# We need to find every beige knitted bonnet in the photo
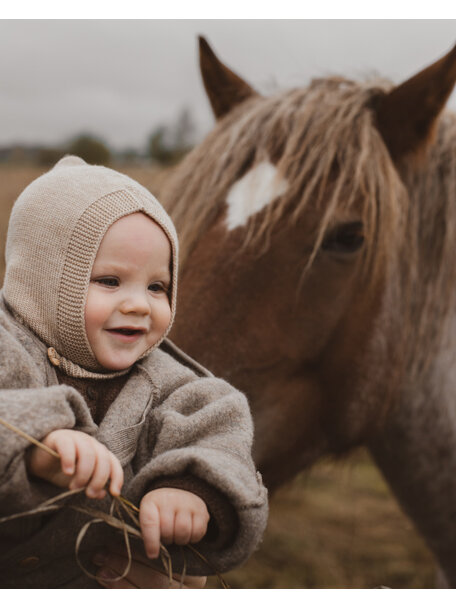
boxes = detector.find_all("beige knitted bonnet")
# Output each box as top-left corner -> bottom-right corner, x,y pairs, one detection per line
3,156 -> 178,378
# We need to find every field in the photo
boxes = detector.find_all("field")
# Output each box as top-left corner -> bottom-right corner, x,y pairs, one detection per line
209,450 -> 434,589
0,165 -> 436,588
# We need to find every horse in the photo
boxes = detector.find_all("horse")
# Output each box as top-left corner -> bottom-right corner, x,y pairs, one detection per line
158,37 -> 456,586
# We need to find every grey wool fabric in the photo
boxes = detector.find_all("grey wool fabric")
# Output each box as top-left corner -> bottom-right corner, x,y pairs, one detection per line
0,297 -> 268,587
0,158 -> 268,587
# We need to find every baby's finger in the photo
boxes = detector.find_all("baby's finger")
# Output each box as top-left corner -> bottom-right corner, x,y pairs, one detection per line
86,447 -> 111,498
157,508 -> 175,545
51,433 -> 76,476
108,453 -> 124,497
173,511 -> 192,546
140,500 -> 161,559
190,513 -> 209,544
70,439 -> 96,489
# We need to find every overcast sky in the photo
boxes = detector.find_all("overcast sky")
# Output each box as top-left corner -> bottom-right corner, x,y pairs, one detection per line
0,19 -> 455,152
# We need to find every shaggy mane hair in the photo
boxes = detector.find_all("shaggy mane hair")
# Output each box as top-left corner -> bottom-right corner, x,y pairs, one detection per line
161,75 -> 456,377
163,77 -> 407,281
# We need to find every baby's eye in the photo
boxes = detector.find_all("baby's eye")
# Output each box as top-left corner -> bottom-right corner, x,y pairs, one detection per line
94,277 -> 119,287
148,282 -> 168,294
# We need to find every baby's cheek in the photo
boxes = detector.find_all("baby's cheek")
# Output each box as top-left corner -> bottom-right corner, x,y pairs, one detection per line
159,302 -> 172,331
85,288 -> 110,337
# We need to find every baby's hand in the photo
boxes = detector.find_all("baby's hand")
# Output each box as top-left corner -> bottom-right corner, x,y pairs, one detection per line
26,429 -> 124,499
139,488 -> 210,559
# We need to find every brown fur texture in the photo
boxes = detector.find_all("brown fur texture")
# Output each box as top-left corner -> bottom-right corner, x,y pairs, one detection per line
164,76 -> 410,472
167,78 -> 405,277
163,40 -> 456,585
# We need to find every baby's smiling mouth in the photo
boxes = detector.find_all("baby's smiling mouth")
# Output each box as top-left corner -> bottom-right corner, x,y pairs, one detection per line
106,327 -> 146,336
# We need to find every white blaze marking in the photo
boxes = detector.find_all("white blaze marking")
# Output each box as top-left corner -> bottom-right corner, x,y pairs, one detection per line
225,161 -> 288,231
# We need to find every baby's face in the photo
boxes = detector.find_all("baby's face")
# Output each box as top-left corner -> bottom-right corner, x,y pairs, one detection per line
85,212 -> 172,370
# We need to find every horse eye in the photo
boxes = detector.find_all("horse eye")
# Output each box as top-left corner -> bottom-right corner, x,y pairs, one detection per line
321,221 -> 365,254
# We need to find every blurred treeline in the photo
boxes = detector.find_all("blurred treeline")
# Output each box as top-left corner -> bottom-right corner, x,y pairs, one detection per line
0,108 -> 195,168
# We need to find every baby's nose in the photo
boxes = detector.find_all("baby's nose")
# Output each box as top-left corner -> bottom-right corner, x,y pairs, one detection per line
119,291 -> 150,315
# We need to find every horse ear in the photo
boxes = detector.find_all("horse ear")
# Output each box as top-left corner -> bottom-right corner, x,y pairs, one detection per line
375,43 -> 456,162
198,35 -> 258,119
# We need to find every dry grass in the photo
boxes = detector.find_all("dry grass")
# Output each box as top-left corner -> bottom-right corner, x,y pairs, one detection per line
0,165 -> 435,588
208,449 -> 435,589
0,166 -> 43,282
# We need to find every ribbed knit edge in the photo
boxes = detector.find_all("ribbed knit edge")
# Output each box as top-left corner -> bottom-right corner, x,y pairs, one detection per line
57,190 -> 140,371
55,187 -> 179,377
51,349 -> 133,379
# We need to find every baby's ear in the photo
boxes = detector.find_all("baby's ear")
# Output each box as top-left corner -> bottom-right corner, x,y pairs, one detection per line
54,155 -> 88,169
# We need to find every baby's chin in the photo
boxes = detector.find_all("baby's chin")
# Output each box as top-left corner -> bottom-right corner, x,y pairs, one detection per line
98,356 -> 140,371
94,346 -> 154,372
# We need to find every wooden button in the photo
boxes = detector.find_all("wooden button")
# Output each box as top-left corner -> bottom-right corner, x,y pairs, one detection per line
47,347 -> 60,367
18,556 -> 40,568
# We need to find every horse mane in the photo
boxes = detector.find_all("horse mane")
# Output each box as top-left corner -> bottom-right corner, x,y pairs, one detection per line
163,76 -> 407,283
162,75 -> 456,376
403,113 -> 456,373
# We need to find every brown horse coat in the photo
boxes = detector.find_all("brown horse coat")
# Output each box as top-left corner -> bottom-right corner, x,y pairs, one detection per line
164,38 -> 456,586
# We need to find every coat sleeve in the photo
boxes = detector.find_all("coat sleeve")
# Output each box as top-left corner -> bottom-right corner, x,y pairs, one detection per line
125,353 -> 268,575
0,320 -> 96,516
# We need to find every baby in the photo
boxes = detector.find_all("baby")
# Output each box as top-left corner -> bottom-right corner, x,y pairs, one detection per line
0,156 -> 268,588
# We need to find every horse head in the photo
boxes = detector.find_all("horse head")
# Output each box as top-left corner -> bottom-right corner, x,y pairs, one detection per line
165,39 -> 456,491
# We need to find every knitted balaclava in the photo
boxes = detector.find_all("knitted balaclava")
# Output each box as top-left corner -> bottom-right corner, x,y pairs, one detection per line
3,156 -> 178,378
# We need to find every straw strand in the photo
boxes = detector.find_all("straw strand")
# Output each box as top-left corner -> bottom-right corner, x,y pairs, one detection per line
0,415 -> 60,458
0,414 -> 229,588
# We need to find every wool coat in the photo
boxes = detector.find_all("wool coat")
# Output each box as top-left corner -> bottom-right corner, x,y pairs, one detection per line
0,296 -> 268,588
